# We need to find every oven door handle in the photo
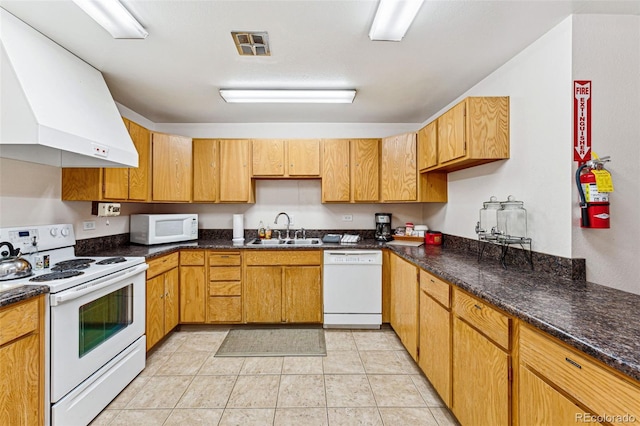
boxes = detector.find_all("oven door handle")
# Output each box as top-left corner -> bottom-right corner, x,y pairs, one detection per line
51,263 -> 149,306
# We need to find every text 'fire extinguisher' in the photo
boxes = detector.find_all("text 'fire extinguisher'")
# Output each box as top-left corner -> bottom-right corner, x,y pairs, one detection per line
576,155 -> 613,228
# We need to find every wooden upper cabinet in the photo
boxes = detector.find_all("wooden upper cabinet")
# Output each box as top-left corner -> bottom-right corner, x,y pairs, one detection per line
192,139 -> 218,202
288,139 -> 320,176
351,139 -> 379,202
62,118 -> 151,201
417,120 -> 438,171
152,132 -> 192,202
321,139 -> 350,202
219,139 -> 254,203
438,101 -> 466,165
381,132 -> 417,202
252,139 -> 320,177
437,97 -> 509,171
127,120 -> 151,201
252,139 -> 285,176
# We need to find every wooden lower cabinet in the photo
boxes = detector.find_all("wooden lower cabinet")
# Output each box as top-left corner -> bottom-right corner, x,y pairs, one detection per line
418,269 -> 451,406
244,250 -> 322,324
146,253 -> 179,350
518,323 -> 640,426
518,366 -> 593,425
452,317 -> 509,426
0,296 -> 45,426
179,250 -> 206,323
389,252 -> 419,360
208,251 -> 242,323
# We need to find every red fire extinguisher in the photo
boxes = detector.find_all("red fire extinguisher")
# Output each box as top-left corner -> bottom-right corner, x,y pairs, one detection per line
576,156 -> 612,228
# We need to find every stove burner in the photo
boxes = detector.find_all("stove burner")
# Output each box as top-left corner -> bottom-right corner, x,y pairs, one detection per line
29,270 -> 84,282
96,257 -> 127,265
51,258 -> 95,272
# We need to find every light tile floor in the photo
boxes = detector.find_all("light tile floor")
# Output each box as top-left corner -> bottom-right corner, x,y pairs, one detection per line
91,327 -> 459,426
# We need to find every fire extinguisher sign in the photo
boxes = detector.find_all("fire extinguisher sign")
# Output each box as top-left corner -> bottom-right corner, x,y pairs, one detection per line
574,80 -> 592,162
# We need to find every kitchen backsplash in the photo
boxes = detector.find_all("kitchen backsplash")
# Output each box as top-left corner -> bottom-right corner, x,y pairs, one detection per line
75,229 -> 585,281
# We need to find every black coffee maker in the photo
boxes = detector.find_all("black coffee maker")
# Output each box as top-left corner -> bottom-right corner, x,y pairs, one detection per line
375,213 -> 393,242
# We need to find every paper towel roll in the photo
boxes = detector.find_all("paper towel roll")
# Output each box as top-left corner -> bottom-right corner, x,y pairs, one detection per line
233,214 -> 244,239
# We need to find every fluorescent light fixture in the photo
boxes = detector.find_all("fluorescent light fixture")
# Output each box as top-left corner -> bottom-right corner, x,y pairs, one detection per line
219,89 -> 356,104
369,0 -> 424,41
73,0 -> 148,39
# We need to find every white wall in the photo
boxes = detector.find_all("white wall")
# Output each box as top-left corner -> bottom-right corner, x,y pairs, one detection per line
422,17 -> 574,257
421,15 -> 640,294
570,15 -> 640,294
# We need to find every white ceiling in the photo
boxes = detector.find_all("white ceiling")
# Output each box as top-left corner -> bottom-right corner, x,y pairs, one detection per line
1,1 -> 638,124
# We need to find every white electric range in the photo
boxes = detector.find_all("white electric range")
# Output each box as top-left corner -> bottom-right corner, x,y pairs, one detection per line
0,224 -> 148,426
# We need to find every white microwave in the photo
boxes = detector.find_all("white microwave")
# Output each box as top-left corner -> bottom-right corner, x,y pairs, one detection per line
130,214 -> 198,245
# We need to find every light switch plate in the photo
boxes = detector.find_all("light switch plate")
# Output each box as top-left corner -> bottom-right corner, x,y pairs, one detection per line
83,221 -> 96,231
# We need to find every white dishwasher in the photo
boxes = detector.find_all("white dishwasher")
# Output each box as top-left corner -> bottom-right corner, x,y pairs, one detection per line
323,250 -> 382,329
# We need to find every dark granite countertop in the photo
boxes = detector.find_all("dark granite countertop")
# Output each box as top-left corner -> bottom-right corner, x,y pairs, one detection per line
56,238 -> 640,383
0,284 -> 49,308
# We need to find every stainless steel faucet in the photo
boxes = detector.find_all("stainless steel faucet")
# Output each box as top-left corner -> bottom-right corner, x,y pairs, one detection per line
274,212 -> 291,240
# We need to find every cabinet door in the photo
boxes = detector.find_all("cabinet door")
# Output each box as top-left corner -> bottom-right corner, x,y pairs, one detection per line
219,139 -> 253,202
164,268 -> 180,332
152,133 -> 192,201
351,139 -> 379,202
192,139 -> 218,202
179,265 -> 206,323
519,366 -> 594,425
419,289 -> 451,406
389,253 -> 419,360
244,266 -> 282,323
128,121 -> 151,201
418,120 -> 438,171
103,168 -> 129,200
146,275 -> 165,351
288,139 -> 320,176
381,133 -> 417,202
252,139 -> 285,176
438,101 -> 466,164
452,317 -> 509,426
0,333 -> 41,425
283,266 -> 322,323
322,139 -> 350,202
61,168 -> 102,201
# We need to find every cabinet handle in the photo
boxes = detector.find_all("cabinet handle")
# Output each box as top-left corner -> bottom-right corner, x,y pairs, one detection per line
220,255 -> 230,258
474,304 -> 482,310
166,292 -> 170,297
160,294 -> 164,299
565,357 -> 582,369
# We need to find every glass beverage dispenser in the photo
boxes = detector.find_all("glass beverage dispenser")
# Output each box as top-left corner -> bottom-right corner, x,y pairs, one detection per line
476,196 -> 501,241
496,195 -> 527,243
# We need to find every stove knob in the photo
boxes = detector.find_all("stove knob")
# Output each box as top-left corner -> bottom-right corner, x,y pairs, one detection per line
61,227 -> 70,237
50,228 -> 58,237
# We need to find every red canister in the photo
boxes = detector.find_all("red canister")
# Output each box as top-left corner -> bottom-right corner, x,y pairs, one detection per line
425,231 -> 442,245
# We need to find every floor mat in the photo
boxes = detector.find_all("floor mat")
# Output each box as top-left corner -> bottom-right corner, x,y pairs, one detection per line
215,327 -> 326,357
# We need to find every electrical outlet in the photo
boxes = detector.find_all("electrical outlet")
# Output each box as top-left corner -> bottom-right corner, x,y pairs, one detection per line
342,214 -> 353,222
83,221 -> 96,231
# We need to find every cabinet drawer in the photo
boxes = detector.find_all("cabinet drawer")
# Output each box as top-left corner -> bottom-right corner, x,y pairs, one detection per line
420,269 -> 450,308
0,297 -> 39,345
244,250 -> 321,266
209,253 -> 241,266
147,252 -> 179,278
453,289 -> 510,350
208,296 -> 242,322
210,266 -> 241,281
209,281 -> 241,296
520,325 -> 640,421
180,250 -> 205,266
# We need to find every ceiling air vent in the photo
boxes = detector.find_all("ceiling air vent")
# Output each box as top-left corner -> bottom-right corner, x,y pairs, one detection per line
231,31 -> 270,56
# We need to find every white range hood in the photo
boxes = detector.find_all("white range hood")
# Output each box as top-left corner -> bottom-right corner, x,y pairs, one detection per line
0,8 -> 138,168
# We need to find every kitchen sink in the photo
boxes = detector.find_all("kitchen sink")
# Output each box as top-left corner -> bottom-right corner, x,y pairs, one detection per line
246,238 -> 323,247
